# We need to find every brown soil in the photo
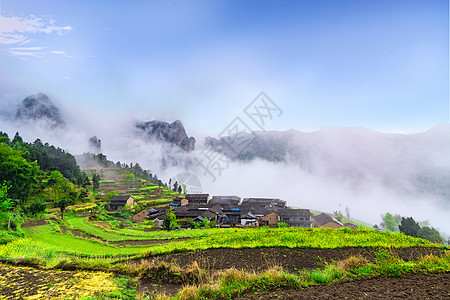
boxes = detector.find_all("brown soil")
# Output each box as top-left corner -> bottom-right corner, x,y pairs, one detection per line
154,247 -> 446,273
110,238 -> 189,246
235,272 -> 450,299
21,219 -> 48,227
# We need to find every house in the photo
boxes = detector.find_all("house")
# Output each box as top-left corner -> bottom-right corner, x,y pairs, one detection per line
109,196 -> 135,210
259,211 -> 279,227
193,216 -> 206,223
209,196 -> 241,206
153,218 -> 164,228
201,210 -> 217,221
173,206 -> 204,219
132,209 -> 148,223
277,209 -> 312,228
240,211 -> 257,227
344,222 -> 358,229
147,208 -> 161,218
170,197 -> 189,207
218,208 -> 241,226
242,198 -> 287,209
185,194 -> 210,205
312,213 -> 343,228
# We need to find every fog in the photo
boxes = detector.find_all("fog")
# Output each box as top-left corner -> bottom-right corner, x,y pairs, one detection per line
1,99 -> 449,234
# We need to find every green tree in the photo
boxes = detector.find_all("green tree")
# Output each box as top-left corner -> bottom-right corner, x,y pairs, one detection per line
382,212 -> 398,231
0,182 -> 14,229
56,199 -> 69,219
46,171 -> 72,203
92,173 -> 100,191
173,181 -> 179,193
333,210 -> 344,222
417,226 -> 443,244
125,173 -> 135,181
177,185 -> 182,194
0,143 -> 39,201
399,217 -> 420,237
28,202 -> 46,216
163,209 -> 178,230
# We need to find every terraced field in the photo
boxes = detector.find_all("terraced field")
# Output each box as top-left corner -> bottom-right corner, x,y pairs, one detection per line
98,168 -> 178,207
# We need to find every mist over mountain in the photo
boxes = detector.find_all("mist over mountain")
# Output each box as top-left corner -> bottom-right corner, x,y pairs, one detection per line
15,93 -> 65,128
136,120 -> 196,152
1,93 -> 450,232
205,126 -> 450,206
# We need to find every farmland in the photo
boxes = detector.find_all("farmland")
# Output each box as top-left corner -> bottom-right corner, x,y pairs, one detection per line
0,160 -> 448,299
0,216 -> 448,299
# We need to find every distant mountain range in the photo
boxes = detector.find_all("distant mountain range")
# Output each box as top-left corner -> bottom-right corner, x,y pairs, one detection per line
206,124 -> 450,204
9,93 -> 450,205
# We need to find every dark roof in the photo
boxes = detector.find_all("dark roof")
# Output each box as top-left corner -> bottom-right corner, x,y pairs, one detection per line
209,204 -> 223,214
240,211 -> 256,219
208,197 -> 241,206
202,210 -> 216,219
185,194 -> 209,201
278,209 -> 311,218
313,213 -> 343,226
344,222 -> 358,229
171,197 -> 186,203
242,198 -> 286,208
212,195 -> 241,201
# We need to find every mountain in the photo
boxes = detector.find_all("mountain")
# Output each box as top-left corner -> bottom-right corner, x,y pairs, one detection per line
135,120 -> 196,152
205,125 -> 450,203
15,93 -> 64,127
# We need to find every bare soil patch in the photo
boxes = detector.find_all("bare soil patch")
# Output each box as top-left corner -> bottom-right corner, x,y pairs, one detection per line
110,238 -> 189,246
154,247 -> 446,273
235,272 -> 450,300
21,219 -> 48,227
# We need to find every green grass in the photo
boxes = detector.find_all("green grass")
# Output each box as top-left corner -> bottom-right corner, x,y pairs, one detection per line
22,225 -> 145,256
13,221 -> 446,264
65,216 -> 214,242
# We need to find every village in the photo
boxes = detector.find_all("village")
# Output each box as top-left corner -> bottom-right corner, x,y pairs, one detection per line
108,194 -> 359,230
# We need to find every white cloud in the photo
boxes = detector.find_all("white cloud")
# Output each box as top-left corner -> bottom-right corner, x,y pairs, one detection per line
8,46 -> 46,59
0,15 -> 72,45
9,50 -> 44,58
50,50 -> 74,58
10,46 -> 46,51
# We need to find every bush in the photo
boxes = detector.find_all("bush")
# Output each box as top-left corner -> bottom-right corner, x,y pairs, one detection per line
277,222 -> 287,228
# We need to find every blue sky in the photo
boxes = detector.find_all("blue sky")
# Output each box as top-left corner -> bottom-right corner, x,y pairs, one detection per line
0,0 -> 448,133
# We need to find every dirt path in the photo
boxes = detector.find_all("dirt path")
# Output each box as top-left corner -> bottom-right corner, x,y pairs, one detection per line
235,272 -> 450,299
154,247 -> 446,273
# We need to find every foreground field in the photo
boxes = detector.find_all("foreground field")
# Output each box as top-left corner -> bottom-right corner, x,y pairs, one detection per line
236,273 -> 450,300
1,219 -> 448,299
0,264 -> 120,299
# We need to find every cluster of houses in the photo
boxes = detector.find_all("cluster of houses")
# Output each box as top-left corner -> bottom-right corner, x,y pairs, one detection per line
108,194 -> 358,229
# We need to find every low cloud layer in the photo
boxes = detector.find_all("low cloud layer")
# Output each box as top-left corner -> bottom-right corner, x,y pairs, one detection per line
1,96 -> 449,234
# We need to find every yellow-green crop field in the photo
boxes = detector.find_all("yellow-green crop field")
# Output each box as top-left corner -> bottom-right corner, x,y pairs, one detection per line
0,216 -> 443,267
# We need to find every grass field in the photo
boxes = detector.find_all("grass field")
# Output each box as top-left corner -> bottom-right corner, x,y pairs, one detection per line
9,219 -> 441,265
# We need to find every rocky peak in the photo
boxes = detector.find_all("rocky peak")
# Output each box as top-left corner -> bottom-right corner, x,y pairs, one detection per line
135,120 -> 196,151
15,93 -> 64,127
